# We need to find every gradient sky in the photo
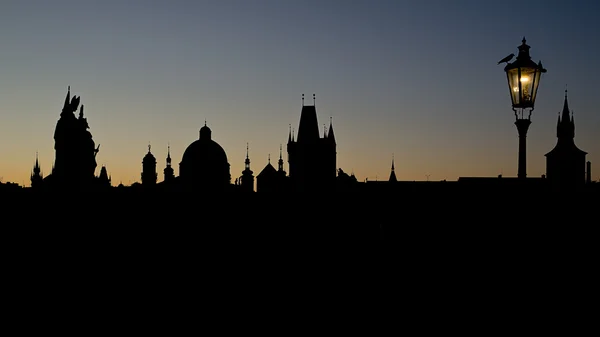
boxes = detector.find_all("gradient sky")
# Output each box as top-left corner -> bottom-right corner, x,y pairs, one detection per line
1,0 -> 599,186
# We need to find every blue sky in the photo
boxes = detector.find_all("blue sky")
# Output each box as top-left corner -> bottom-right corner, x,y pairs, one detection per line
1,0 -> 599,185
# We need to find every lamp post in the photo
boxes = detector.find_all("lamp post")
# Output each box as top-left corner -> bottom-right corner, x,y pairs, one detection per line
501,37 -> 546,179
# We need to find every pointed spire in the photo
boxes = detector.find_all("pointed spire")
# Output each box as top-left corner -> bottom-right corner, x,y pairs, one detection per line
302,94 -> 305,106
327,116 -> 336,144
148,142 -> 151,153
245,142 -> 251,170
268,153 -> 271,164
389,154 -> 397,182
556,86 -> 575,140
561,87 -> 571,122
278,144 -> 285,172
313,93 -> 316,106
166,143 -> 172,166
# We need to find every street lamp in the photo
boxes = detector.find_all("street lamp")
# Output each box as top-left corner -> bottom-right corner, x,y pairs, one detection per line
501,37 -> 546,179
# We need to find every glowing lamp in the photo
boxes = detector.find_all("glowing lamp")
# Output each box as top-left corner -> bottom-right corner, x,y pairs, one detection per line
504,37 -> 547,111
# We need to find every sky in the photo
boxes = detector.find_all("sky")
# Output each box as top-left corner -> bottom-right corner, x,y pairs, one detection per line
1,0 -> 599,186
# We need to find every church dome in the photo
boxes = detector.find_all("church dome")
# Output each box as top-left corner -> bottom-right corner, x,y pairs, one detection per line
179,124 -> 231,189
143,149 -> 156,164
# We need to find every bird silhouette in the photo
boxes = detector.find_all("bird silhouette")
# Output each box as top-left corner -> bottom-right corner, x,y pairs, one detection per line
497,53 -> 515,65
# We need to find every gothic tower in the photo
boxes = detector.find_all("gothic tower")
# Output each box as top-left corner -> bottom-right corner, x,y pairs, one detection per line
163,145 -> 175,183
142,144 -> 157,186
240,143 -> 255,192
98,165 -> 111,187
31,152 -> 43,188
287,94 -> 337,193
389,155 -> 397,182
545,89 -> 587,190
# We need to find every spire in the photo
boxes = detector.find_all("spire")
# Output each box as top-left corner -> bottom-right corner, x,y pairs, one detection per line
327,116 -> 336,144
561,87 -> 570,122
268,153 -> 271,164
32,151 -> 41,175
302,93 -> 305,106
313,93 -> 316,106
245,142 -> 251,170
278,144 -> 285,172
166,143 -> 171,166
288,124 -> 292,143
389,154 -> 397,182
148,142 -> 152,153
557,87 -> 575,140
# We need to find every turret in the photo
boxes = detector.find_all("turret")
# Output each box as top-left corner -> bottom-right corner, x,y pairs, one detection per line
240,143 -> 254,193
141,144 -> 157,186
163,144 -> 175,182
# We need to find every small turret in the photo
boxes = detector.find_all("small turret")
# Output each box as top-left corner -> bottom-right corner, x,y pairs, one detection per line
141,143 -> 157,186
163,144 -> 175,182
240,142 -> 254,192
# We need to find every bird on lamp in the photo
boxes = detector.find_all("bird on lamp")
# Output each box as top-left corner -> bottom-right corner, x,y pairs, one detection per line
497,53 -> 515,65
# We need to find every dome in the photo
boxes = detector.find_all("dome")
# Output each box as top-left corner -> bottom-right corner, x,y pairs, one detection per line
143,150 -> 156,164
179,125 -> 231,188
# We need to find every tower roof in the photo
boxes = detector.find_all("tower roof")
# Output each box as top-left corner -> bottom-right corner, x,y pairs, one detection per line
297,105 -> 319,143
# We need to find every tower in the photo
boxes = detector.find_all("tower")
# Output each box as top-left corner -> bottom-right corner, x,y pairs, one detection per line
287,94 -> 337,193
163,144 -> 175,182
98,165 -> 111,187
30,152 -> 43,188
389,155 -> 397,182
142,144 -> 157,186
277,144 -> 286,176
240,143 -> 254,193
545,89 -> 587,190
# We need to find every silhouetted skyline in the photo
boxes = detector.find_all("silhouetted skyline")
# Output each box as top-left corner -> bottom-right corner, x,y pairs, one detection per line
1,0 -> 599,186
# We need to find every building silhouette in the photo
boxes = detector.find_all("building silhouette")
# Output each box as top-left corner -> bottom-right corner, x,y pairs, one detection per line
163,145 -> 175,183
5,87 -> 595,200
239,143 -> 255,193
286,94 -> 337,193
30,152 -> 43,189
142,144 -> 157,186
178,121 -> 231,192
545,90 -> 588,190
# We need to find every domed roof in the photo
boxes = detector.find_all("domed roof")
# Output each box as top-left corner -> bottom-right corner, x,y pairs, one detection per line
143,145 -> 156,163
179,124 -> 230,187
181,138 -> 228,166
